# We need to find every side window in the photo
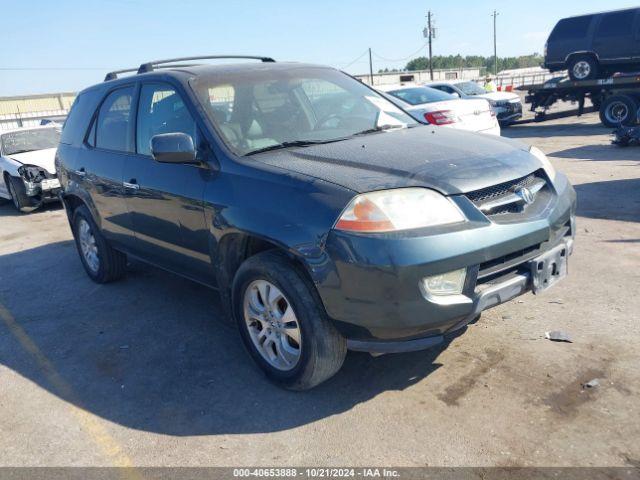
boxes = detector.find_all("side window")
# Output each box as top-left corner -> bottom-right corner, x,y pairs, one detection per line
596,12 -> 634,37
95,87 -> 134,152
136,84 -> 197,156
550,16 -> 593,41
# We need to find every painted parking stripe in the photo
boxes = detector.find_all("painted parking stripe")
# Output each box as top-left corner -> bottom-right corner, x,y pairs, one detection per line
0,301 -> 143,476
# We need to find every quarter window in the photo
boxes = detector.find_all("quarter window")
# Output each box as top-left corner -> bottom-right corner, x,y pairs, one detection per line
136,84 -> 197,156
95,87 -> 135,152
550,16 -> 593,41
596,11 -> 634,37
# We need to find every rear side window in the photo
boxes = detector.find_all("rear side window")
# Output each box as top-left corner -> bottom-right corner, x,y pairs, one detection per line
550,16 -> 593,40
388,87 -> 455,105
596,11 -> 635,37
60,89 -> 102,146
95,87 -> 135,152
136,84 -> 197,156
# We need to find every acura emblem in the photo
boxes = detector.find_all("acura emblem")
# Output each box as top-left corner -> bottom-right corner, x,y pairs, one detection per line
515,187 -> 535,205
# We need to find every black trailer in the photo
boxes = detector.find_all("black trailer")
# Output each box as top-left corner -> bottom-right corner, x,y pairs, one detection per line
520,74 -> 640,127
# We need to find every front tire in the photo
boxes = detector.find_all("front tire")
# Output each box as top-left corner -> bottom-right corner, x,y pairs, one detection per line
233,250 -> 346,390
568,55 -> 599,81
72,205 -> 127,283
6,175 -> 38,213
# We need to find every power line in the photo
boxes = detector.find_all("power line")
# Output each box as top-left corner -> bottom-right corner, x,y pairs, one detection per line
337,49 -> 370,69
0,67 -> 117,71
370,43 -> 428,63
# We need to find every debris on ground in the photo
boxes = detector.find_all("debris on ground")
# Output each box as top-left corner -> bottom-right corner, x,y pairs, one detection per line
545,330 -> 573,343
612,126 -> 640,147
582,379 -> 600,389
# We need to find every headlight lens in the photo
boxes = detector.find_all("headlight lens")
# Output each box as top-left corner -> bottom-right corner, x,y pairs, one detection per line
529,146 -> 556,182
335,188 -> 465,233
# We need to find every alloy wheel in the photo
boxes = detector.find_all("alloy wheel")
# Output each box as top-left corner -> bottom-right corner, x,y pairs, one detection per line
243,279 -> 302,371
78,219 -> 100,273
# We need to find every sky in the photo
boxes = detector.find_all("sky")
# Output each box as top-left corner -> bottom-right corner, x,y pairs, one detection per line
1,0 -> 638,96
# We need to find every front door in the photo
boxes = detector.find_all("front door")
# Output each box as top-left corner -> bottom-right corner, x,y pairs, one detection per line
123,82 -> 211,281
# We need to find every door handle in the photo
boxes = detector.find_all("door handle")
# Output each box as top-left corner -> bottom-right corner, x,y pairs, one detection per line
75,167 -> 86,177
123,180 -> 140,190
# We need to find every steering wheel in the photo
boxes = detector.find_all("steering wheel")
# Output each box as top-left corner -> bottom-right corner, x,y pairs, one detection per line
314,113 -> 342,130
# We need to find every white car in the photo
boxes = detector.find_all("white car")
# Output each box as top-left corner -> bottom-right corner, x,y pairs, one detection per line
0,126 -> 61,213
378,84 -> 500,136
426,80 -> 523,125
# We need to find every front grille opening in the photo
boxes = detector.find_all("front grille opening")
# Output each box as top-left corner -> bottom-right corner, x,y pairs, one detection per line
465,169 -> 550,220
478,243 -> 541,279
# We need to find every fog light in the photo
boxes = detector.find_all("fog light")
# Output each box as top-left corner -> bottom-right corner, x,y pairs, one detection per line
420,268 -> 466,297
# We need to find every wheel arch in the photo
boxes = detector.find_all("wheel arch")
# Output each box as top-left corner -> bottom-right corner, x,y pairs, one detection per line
60,190 -> 102,229
213,231 -> 329,322
565,51 -> 599,64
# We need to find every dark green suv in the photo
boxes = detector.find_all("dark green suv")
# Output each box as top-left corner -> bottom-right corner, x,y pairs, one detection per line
56,56 -> 576,389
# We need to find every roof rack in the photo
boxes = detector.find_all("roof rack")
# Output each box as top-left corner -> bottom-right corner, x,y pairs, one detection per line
137,55 -> 276,74
104,63 -> 201,82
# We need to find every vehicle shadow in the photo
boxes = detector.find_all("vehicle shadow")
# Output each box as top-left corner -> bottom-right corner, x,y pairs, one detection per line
0,240 -> 451,436
548,144 -> 640,161
575,177 -> 640,223
0,201 -> 64,218
504,121 -> 610,139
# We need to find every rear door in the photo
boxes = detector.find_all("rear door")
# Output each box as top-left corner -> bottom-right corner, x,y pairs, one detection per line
122,81 -> 211,281
592,10 -> 638,62
81,86 -> 137,250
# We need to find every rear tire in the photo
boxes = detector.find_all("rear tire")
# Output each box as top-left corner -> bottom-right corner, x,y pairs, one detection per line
71,205 -> 127,283
6,175 -> 38,213
232,250 -> 346,390
568,55 -> 599,81
599,95 -> 639,127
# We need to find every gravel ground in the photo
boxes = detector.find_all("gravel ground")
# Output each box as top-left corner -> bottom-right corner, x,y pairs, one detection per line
0,112 -> 638,467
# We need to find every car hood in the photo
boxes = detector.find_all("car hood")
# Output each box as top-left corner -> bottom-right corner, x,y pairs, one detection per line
476,91 -> 521,102
8,148 -> 57,174
252,126 -> 539,195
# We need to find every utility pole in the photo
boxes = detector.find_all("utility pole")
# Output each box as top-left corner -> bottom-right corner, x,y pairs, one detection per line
426,11 -> 435,80
368,47 -> 374,85
492,10 -> 499,77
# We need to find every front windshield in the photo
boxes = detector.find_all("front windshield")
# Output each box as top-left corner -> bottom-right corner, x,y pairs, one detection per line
1,128 -> 60,156
190,66 -> 418,155
388,87 -> 456,105
456,81 -> 486,96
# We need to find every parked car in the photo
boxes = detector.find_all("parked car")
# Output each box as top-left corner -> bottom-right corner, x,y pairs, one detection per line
544,8 -> 640,81
0,125 -> 62,212
377,84 -> 500,136
57,57 -> 576,390
427,80 -> 523,126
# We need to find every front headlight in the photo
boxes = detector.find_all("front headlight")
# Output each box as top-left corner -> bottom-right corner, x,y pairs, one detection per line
529,146 -> 556,182
17,165 -> 47,183
334,188 -> 465,233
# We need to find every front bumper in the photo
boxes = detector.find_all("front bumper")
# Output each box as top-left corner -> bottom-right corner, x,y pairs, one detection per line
496,102 -> 523,124
319,173 -> 576,352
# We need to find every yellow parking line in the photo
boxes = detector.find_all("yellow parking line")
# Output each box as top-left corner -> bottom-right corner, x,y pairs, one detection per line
0,302 -> 143,476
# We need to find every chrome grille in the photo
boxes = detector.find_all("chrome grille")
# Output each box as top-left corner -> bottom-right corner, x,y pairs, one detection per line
466,170 -> 547,217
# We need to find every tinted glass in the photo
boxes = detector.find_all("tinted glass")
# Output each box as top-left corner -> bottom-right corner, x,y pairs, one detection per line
95,87 -> 134,152
596,11 -> 634,37
550,16 -> 593,40
1,128 -> 60,155
388,87 -> 455,105
136,84 -> 197,156
60,89 -> 102,146
456,82 -> 486,95
190,67 -> 417,156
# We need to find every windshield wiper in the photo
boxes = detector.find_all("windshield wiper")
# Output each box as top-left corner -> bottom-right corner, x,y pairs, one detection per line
244,139 -> 342,156
351,124 -> 407,137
